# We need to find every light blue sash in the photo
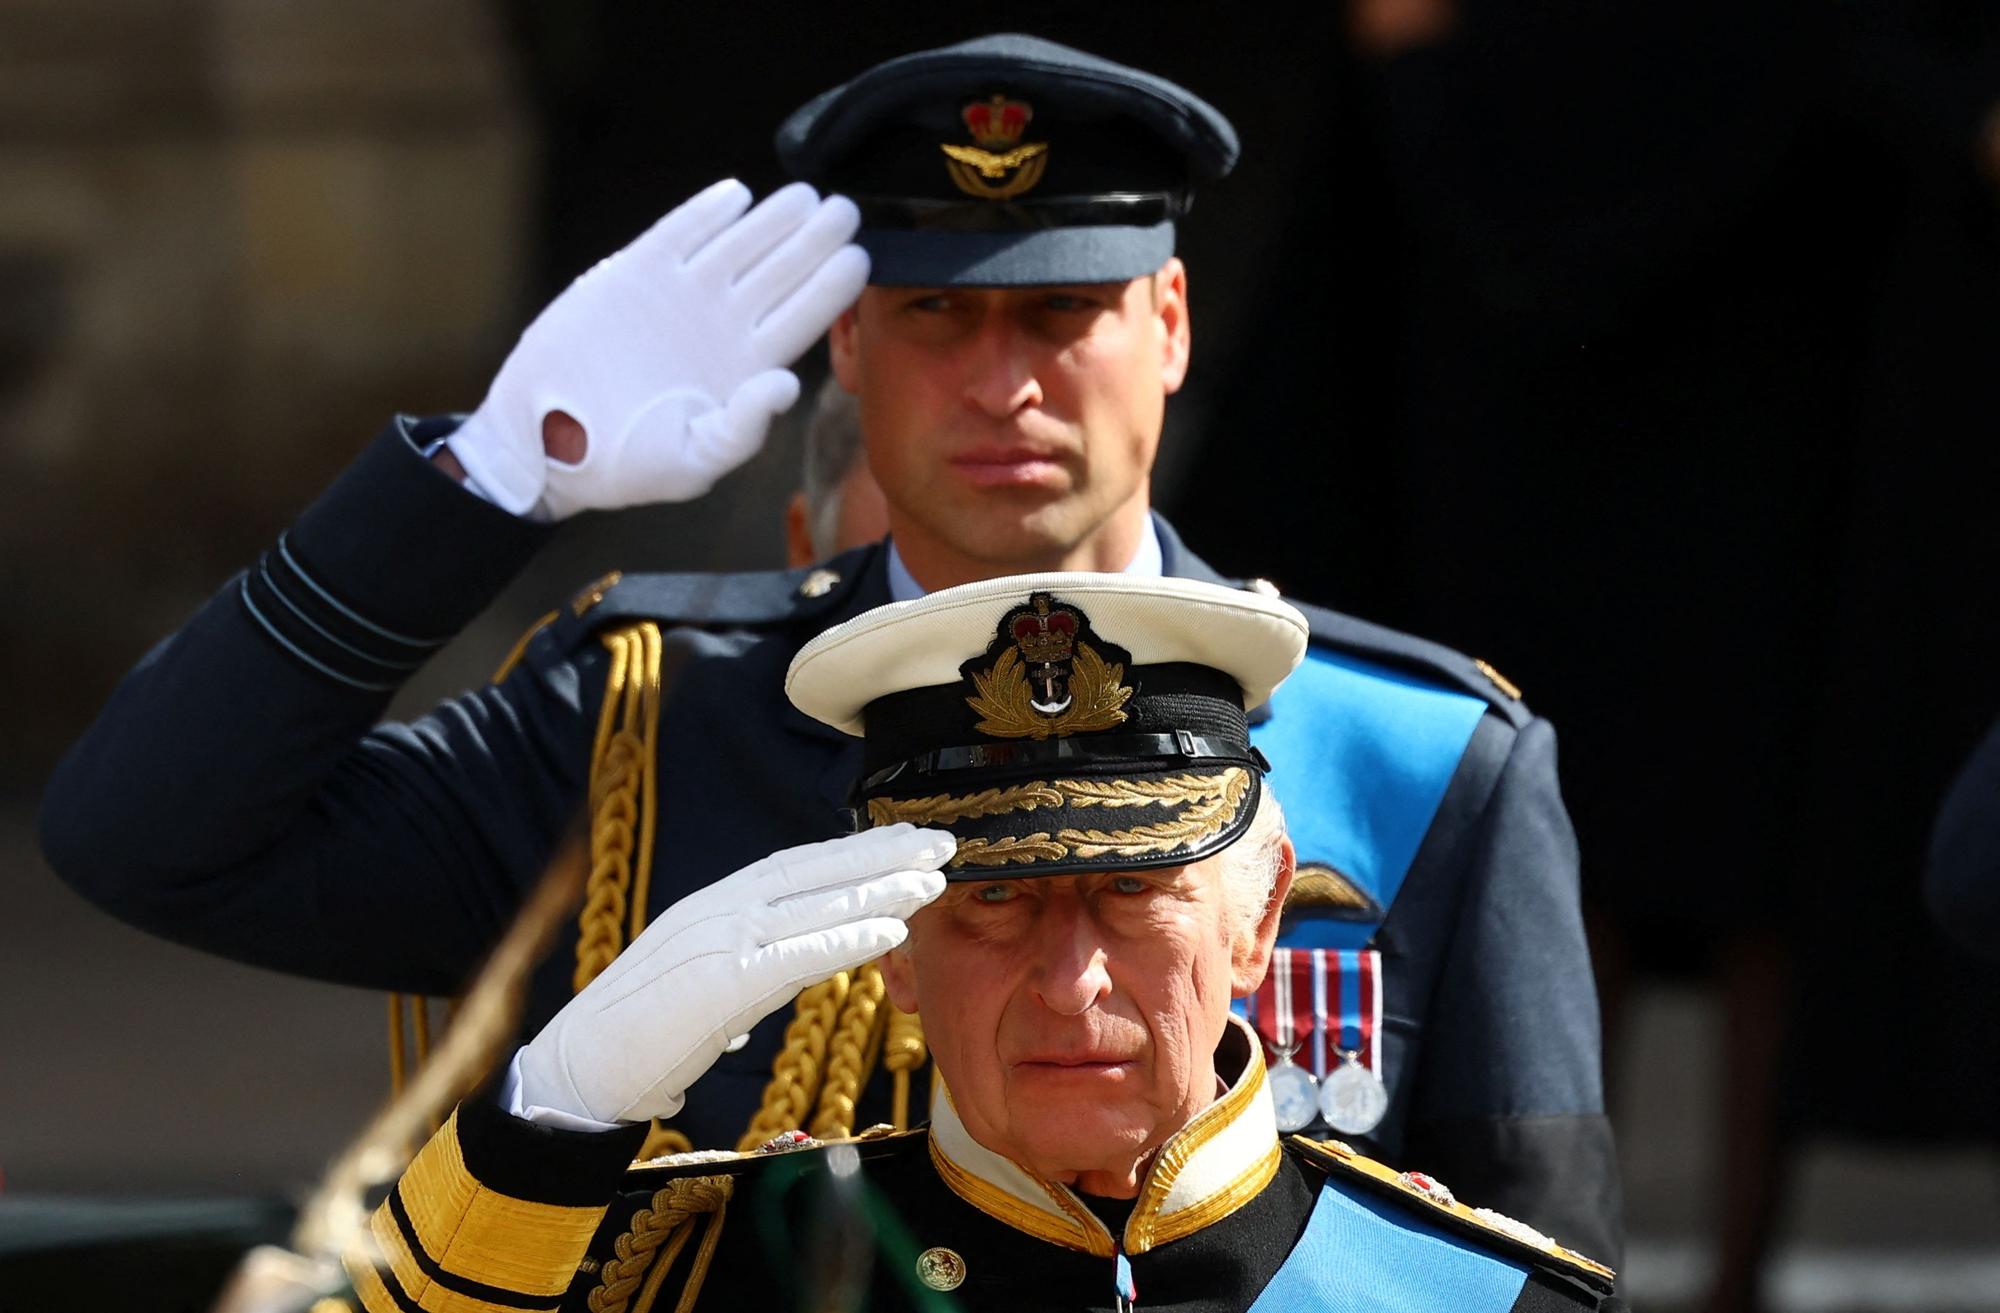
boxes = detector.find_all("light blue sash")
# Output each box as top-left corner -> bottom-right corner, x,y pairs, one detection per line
1250,649 -> 1486,950
1247,1174 -> 1532,1312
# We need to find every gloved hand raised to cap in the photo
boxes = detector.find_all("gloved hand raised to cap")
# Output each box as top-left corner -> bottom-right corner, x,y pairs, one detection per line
448,179 -> 869,519
515,824 -> 953,1126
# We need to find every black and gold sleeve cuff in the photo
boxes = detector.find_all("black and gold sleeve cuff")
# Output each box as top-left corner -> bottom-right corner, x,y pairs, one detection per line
237,415 -> 550,691
346,1097 -> 646,1313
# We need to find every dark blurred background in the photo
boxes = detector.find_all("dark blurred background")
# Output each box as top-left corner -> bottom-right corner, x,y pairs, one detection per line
4,3 -> 1998,1310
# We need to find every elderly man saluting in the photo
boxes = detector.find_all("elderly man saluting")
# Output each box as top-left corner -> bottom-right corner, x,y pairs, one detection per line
340,575 -> 1620,1313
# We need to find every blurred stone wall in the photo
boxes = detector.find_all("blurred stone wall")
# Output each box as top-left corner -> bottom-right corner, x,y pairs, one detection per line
0,0 -> 530,791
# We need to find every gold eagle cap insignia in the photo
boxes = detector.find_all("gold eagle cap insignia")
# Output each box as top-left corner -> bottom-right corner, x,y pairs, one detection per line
941,94 -> 1049,200
940,141 -> 1050,178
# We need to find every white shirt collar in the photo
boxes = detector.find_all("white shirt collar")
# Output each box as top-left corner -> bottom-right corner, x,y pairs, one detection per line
885,516 -> 1165,604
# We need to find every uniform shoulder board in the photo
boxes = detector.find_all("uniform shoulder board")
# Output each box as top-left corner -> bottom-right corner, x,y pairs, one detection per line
623,1123 -> 927,1184
580,1128 -> 927,1313
1284,1135 -> 1616,1292
570,542 -> 879,634
1241,581 -> 1533,727
491,544 -> 883,680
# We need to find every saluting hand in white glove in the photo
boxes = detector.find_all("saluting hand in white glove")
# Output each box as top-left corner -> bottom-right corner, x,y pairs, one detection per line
448,179 -> 869,519
515,824 -> 952,1126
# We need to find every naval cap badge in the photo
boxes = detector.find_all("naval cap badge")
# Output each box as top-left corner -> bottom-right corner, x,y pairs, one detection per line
963,591 -> 1132,740
940,94 -> 1049,200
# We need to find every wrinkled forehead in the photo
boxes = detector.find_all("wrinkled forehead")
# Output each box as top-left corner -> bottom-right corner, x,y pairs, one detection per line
911,855 -> 1226,921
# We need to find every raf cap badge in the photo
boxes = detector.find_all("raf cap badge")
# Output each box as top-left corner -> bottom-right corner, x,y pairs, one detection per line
963,592 -> 1132,740
941,94 -> 1049,200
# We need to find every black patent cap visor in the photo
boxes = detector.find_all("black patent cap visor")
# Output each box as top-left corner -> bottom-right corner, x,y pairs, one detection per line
857,218 -> 1175,287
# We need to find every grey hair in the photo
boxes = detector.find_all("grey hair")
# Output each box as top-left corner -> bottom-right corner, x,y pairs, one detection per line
1220,789 -> 1287,941
800,375 -> 865,559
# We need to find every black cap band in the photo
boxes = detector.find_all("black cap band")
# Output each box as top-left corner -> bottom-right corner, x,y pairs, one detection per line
854,191 -> 1192,235
859,730 -> 1268,796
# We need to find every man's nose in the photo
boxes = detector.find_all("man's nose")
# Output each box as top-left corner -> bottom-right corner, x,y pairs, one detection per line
961,317 -> 1044,418
1030,903 -> 1113,1016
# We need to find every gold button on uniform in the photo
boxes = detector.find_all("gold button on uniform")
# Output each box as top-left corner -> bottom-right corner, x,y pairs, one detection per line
915,1246 -> 967,1291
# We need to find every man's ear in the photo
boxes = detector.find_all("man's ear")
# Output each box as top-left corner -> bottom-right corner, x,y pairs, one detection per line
1156,258 -> 1191,395
829,304 -> 862,392
881,946 -> 920,1014
1231,836 -> 1294,997
783,490 -> 817,568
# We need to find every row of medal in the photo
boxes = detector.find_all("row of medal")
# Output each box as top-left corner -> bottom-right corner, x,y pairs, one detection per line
1241,947 -> 1390,1136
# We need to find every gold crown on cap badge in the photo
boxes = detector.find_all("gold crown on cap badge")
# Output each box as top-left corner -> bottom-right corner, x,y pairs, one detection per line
940,94 -> 1049,200
964,592 -> 1131,740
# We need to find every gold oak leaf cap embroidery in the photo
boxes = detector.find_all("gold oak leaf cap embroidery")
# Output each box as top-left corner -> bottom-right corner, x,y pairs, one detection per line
773,33 -> 1240,287
787,573 -> 1308,879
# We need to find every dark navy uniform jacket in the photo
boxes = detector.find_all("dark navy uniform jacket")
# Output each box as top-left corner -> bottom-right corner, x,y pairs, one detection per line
346,1021 -> 1621,1313
41,416 -> 1618,1262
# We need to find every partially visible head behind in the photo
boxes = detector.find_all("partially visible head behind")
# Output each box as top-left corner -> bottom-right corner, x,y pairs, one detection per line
785,376 -> 891,565
777,35 -> 1240,585
788,574 -> 1304,1192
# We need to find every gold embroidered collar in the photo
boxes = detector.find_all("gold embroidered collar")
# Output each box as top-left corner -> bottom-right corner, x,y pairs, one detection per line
926,1015 -> 1282,1257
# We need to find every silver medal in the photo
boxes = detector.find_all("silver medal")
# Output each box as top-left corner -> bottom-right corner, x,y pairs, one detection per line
1318,1052 -> 1388,1135
1269,1052 -> 1320,1133
1264,949 -> 1321,1133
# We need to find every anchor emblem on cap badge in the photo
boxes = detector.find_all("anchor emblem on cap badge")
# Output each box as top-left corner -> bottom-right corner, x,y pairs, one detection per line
963,592 -> 1132,740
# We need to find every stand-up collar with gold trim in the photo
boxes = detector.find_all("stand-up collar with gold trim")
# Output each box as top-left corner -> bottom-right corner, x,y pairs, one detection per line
926,1015 -> 1281,1258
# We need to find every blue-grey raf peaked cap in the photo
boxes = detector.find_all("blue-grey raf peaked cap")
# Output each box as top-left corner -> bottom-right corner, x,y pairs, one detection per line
775,33 -> 1240,287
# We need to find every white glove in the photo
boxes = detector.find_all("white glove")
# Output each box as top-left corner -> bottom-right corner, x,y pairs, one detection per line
515,824 -> 953,1125
448,178 -> 870,519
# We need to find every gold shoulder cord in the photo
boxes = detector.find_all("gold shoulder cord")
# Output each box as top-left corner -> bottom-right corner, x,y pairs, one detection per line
393,613 -> 934,1155
587,1176 -> 734,1313
810,965 -> 886,1140
578,620 -> 695,1159
735,967 -> 929,1150
577,621 -> 666,989
577,619 -> 927,1155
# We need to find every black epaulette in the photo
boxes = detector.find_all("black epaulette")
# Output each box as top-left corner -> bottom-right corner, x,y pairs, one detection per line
1283,1136 -> 1616,1294
494,544 -> 883,680
567,543 -> 878,636
1235,579 -> 1533,727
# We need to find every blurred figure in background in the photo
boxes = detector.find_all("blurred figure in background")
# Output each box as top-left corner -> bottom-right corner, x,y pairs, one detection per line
784,375 -> 890,567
